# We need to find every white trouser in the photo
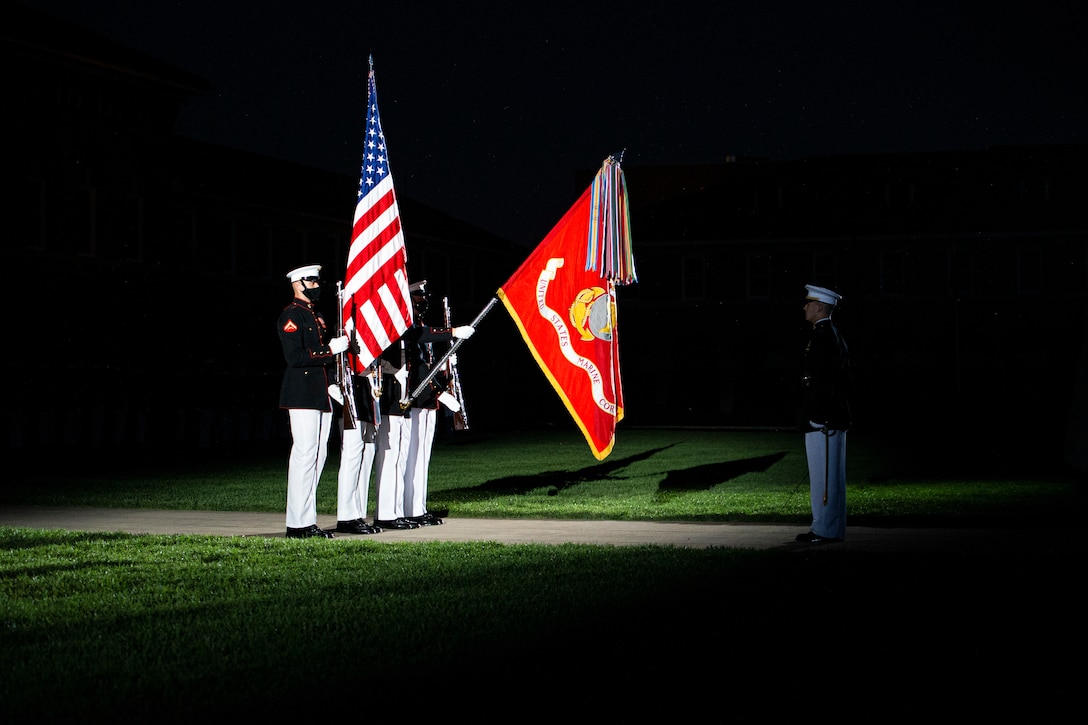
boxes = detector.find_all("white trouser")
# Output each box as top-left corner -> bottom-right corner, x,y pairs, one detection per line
337,420 -> 375,522
374,414 -> 411,521
286,409 -> 333,529
805,428 -> 848,539
405,407 -> 437,517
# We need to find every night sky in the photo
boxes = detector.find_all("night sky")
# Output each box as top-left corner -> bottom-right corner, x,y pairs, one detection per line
20,0 -> 1087,247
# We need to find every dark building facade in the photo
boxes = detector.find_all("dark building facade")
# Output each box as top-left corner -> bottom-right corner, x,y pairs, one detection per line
5,4 -> 526,453
7,4 -> 1086,473
618,147 -> 1087,470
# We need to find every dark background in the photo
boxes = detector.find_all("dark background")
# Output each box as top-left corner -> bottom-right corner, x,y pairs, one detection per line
8,2 -> 1088,473
19,0 -> 1087,246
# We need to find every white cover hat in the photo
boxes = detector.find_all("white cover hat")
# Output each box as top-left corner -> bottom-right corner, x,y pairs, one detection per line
805,284 -> 842,305
286,264 -> 321,282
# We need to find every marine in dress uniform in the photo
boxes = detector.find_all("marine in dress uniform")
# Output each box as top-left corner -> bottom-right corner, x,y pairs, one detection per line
373,339 -> 418,531
334,369 -> 383,534
796,284 -> 852,544
402,282 -> 475,526
372,281 -> 474,530
277,264 -> 349,539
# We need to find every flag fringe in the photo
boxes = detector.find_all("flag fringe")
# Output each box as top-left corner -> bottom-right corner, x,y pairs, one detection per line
586,156 -> 637,286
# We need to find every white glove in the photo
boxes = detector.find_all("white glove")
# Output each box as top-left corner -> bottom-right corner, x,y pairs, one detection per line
438,391 -> 462,413
452,325 -> 475,340
328,336 -> 349,354
448,353 -> 459,367
328,385 -> 344,405
393,366 -> 408,390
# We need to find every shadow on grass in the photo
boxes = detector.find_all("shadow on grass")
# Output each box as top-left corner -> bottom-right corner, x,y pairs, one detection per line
658,451 -> 789,491
440,446 -> 792,502
442,444 -> 678,499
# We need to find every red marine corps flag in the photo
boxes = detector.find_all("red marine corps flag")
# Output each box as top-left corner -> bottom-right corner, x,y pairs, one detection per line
341,56 -> 412,372
497,155 -> 637,460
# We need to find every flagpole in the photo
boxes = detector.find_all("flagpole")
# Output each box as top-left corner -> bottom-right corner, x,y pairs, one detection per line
402,297 -> 499,409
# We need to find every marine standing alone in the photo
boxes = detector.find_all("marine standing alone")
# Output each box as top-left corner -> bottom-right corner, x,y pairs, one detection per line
796,284 -> 852,544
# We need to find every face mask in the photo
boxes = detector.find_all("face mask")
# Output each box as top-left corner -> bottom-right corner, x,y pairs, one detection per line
302,285 -> 322,302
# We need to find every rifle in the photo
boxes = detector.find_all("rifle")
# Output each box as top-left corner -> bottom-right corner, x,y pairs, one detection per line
403,296 -> 498,410
367,360 -> 382,431
442,296 -> 469,430
336,282 -> 360,430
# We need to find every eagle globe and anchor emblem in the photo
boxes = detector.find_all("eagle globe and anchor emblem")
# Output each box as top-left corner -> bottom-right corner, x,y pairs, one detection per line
568,286 -> 615,342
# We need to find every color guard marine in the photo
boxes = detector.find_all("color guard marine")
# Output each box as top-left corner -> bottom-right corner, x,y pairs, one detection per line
372,280 -> 474,530
277,264 -> 349,539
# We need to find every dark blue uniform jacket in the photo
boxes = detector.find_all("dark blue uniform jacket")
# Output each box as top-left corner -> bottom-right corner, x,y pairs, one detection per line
277,299 -> 337,411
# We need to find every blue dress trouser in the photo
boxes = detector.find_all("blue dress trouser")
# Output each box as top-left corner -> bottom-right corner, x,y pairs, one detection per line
805,428 -> 847,539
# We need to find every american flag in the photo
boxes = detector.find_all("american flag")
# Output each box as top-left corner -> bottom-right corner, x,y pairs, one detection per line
342,59 -> 412,372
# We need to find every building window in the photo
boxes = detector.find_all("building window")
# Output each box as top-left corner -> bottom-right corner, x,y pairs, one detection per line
236,221 -> 270,277
18,178 -> 45,250
948,245 -> 973,297
169,209 -> 196,263
99,193 -> 144,261
746,254 -> 770,299
1017,246 -> 1043,295
1019,177 -> 1053,204
880,251 -> 905,297
46,184 -> 95,256
812,252 -> 837,289
682,256 -> 706,300
307,233 -> 338,280
194,212 -> 233,269
268,227 -> 308,277
884,181 -> 917,209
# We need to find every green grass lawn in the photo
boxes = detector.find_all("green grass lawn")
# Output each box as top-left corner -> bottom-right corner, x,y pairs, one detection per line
0,427 -> 1081,719
5,427 -> 1079,525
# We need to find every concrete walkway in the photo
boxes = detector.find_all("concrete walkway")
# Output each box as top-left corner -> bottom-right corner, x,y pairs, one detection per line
0,504 -> 1041,553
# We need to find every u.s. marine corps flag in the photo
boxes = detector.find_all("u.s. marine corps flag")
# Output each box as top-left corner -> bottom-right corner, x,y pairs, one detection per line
497,155 -> 637,460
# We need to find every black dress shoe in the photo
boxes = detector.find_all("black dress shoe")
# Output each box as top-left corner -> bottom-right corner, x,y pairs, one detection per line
286,524 -> 335,539
374,518 -> 420,530
408,512 -> 443,526
335,519 -> 382,535
795,530 -> 842,543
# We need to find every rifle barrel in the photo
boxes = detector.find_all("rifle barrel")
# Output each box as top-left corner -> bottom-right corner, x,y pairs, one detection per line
405,296 -> 498,404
